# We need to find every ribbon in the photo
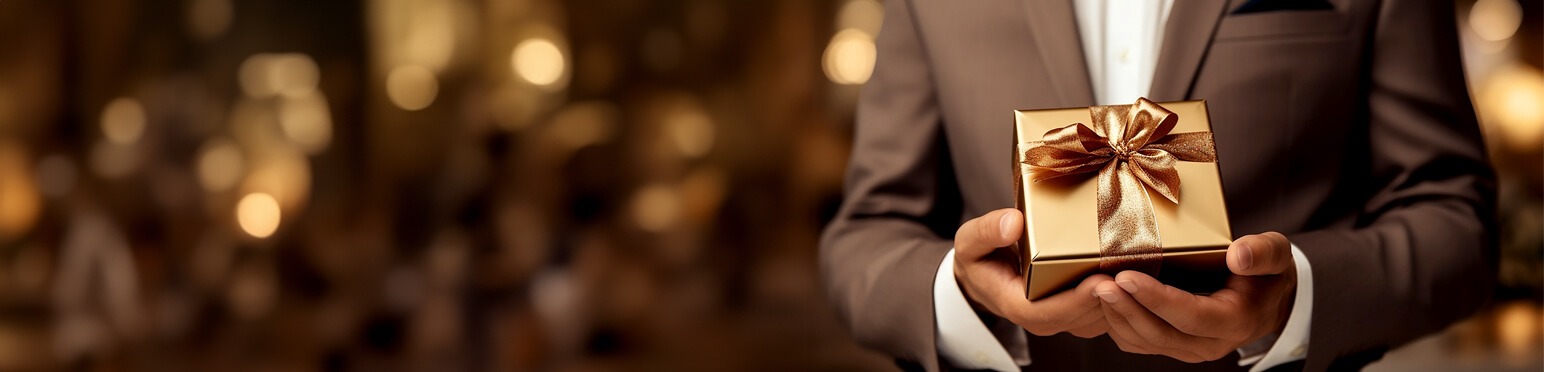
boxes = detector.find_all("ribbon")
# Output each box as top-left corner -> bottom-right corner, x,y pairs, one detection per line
1021,98 -> 1217,276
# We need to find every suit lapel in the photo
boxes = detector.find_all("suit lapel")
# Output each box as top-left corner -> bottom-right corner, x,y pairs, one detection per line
1149,0 -> 1230,101
1022,0 -> 1095,107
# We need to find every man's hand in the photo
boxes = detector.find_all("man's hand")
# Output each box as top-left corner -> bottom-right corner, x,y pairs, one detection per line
954,208 -> 1110,338
1093,232 -> 1297,362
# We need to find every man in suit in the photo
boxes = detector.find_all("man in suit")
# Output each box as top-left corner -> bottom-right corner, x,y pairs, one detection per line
819,0 -> 1497,370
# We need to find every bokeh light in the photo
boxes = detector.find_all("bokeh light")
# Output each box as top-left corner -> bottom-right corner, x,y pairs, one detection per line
241,143 -> 310,212
0,1 -> 1534,370
837,0 -> 884,36
631,183 -> 682,232
1479,63 -> 1544,151
277,91 -> 333,154
100,97 -> 146,145
236,192 -> 281,238
546,101 -> 619,152
269,53 -> 320,99
823,29 -> 876,85
387,65 -> 439,111
0,143 -> 40,238
1495,301 -> 1543,359
239,54 -> 279,98
402,2 -> 456,73
666,101 -> 714,158
196,138 -> 245,192
1470,0 -> 1523,42
511,38 -> 567,88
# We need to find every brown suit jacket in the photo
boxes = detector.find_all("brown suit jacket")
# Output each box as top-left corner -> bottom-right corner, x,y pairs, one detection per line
819,0 -> 1497,370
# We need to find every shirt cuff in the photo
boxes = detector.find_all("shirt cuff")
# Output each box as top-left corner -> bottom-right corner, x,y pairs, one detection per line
1237,244 -> 1314,371
934,249 -> 1023,372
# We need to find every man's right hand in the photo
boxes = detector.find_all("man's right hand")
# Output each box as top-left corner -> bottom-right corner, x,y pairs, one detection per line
954,208 -> 1110,337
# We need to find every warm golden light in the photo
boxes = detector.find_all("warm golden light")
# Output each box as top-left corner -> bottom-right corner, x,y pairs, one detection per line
242,144 -> 311,212
403,3 -> 456,73
667,103 -> 715,158
270,53 -> 320,99
101,97 -> 146,145
548,102 -> 620,150
236,192 -> 281,238
511,38 -> 566,88
0,143 -> 40,238
838,0 -> 884,36
1479,64 -> 1544,151
1493,301 -> 1542,359
631,184 -> 681,232
386,65 -> 439,111
823,29 -> 877,85
1470,0 -> 1522,42
196,138 -> 244,192
278,91 -> 333,154
239,54 -> 278,98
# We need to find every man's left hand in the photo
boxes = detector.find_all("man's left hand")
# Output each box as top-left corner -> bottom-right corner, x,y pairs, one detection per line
1093,232 -> 1298,362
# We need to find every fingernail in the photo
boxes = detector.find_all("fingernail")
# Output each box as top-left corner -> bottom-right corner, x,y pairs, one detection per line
1236,241 -> 1254,271
1096,291 -> 1118,303
1116,280 -> 1138,294
998,212 -> 1014,239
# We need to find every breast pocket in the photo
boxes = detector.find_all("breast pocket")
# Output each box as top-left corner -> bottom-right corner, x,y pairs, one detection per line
1214,10 -> 1349,41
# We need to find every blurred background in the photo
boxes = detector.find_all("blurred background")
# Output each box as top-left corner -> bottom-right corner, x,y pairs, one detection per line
0,0 -> 1536,371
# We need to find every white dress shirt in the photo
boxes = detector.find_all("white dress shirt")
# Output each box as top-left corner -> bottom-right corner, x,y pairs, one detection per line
932,1 -> 1315,370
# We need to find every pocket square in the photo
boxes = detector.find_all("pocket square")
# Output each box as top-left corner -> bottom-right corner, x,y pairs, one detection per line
1231,0 -> 1334,14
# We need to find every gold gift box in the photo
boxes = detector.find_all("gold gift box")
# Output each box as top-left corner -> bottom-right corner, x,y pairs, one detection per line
1013,100 -> 1234,300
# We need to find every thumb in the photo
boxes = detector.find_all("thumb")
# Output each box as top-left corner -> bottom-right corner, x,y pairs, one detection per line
954,208 -> 1023,262
1227,232 -> 1293,276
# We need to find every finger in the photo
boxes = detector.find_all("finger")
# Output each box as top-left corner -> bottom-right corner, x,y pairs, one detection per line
1095,281 -> 1223,360
1101,304 -> 1212,362
954,209 -> 1023,262
1227,232 -> 1294,276
955,251 -> 1028,319
1064,302 -> 1105,327
1066,318 -> 1108,338
1113,270 -> 1240,338
1099,302 -> 1157,356
1051,302 -> 1107,337
1008,273 -> 1109,335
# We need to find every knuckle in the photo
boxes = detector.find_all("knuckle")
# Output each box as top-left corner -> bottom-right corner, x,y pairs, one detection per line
975,216 -> 999,242
1173,318 -> 1205,336
1173,324 -> 1200,336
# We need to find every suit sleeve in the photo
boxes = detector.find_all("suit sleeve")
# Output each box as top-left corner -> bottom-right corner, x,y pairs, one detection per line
818,0 -> 958,370
1289,0 -> 1499,369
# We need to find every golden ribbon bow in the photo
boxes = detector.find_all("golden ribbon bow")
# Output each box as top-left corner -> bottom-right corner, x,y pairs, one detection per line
1021,98 -> 1217,276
